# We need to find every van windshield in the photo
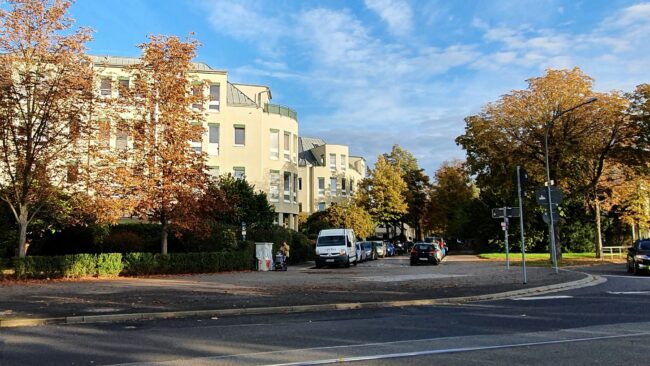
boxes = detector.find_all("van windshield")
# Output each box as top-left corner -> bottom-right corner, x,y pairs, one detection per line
317,235 -> 346,247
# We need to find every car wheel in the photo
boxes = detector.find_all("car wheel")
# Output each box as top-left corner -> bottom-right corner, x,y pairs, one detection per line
410,261 -> 416,266
344,257 -> 351,268
353,259 -> 357,266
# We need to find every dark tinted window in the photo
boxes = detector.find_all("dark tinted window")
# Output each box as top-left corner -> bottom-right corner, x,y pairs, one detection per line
415,244 -> 432,250
638,240 -> 650,250
317,235 -> 345,247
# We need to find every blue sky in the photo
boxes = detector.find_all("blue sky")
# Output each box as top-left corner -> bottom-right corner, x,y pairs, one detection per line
69,0 -> 650,176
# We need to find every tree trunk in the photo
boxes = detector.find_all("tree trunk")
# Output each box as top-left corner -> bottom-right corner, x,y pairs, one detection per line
161,219 -> 169,255
595,201 -> 603,259
17,206 -> 29,258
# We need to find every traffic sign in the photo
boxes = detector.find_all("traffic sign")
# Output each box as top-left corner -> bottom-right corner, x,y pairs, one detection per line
492,207 -> 520,218
542,209 -> 560,224
536,186 -> 564,206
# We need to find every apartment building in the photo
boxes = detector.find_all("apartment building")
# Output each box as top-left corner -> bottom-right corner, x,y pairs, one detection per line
91,56 -> 300,230
298,137 -> 366,213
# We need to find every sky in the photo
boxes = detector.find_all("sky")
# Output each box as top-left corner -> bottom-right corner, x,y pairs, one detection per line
68,0 -> 650,176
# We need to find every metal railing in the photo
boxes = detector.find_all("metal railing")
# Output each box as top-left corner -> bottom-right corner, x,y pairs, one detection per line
602,246 -> 627,259
264,103 -> 297,120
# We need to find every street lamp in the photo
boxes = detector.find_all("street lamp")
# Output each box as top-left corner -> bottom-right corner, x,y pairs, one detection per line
544,97 -> 597,273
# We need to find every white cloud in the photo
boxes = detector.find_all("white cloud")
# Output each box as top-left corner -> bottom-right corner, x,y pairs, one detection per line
364,0 -> 413,36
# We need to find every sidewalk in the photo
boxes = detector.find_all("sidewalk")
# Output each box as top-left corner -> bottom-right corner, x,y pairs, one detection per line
0,255 -> 598,327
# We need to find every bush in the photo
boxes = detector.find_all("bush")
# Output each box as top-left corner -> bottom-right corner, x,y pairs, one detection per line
62,254 -> 97,278
122,252 -> 157,276
97,253 -> 123,277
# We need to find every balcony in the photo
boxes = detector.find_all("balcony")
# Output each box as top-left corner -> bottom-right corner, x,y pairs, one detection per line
264,103 -> 297,121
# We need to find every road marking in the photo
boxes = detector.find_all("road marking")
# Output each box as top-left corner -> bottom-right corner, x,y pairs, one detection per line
601,274 -> 650,279
607,291 -> 650,295
355,274 -> 468,282
263,332 -> 650,366
511,295 -> 573,300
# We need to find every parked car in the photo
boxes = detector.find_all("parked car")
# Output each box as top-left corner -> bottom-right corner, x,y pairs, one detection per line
627,239 -> 650,275
394,241 -> 406,255
356,242 -> 368,263
360,241 -> 377,260
410,243 -> 440,266
386,242 -> 395,257
372,241 -> 386,258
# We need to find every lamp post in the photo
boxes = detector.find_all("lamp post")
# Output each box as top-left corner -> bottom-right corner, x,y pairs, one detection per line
544,97 -> 597,273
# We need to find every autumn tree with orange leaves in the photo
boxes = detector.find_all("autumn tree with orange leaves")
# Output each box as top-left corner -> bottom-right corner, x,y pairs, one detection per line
0,0 -> 94,257
115,35 -> 209,255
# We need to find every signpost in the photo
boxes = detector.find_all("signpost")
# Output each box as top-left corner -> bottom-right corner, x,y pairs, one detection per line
516,166 -> 527,284
536,185 -> 565,274
241,221 -> 247,241
491,206 -> 520,269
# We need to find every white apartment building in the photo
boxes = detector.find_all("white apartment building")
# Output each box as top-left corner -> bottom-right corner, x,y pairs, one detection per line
298,137 -> 366,213
91,56 -> 300,229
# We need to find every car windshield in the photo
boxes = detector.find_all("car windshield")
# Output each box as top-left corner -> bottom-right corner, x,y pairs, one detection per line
317,235 -> 346,247
372,242 -> 383,248
638,241 -> 650,250
362,242 -> 372,250
415,244 -> 432,250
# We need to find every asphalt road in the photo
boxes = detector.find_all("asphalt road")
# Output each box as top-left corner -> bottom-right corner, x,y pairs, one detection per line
2,262 -> 648,365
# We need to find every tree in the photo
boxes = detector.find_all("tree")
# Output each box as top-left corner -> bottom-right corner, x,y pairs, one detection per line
0,0 -> 94,257
117,35 -> 208,254
324,201 -> 374,239
457,68 -> 643,258
384,145 -> 430,240
217,174 -> 275,230
357,155 -> 407,240
425,160 -> 476,238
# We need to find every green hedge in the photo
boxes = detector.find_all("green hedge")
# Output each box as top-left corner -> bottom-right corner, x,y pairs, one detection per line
12,250 -> 254,279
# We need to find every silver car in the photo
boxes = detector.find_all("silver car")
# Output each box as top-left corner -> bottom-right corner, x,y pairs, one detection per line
372,241 -> 386,258
356,243 -> 368,262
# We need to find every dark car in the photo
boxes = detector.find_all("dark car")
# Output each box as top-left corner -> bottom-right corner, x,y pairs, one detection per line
410,243 -> 440,266
360,241 -> 377,260
627,239 -> 650,275
386,242 -> 395,257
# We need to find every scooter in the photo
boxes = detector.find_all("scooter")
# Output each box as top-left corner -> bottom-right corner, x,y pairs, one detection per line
274,252 -> 287,271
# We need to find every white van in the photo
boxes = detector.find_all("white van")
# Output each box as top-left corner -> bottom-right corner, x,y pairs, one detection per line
315,229 -> 358,268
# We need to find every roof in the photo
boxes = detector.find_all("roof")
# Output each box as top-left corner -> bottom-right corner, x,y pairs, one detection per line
227,82 -> 257,107
298,137 -> 326,166
90,55 -> 221,73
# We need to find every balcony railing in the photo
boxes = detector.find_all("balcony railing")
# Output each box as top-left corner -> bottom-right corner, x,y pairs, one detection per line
264,103 -> 297,120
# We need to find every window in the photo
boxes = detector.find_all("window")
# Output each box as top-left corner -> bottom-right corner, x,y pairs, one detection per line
116,129 -> 128,151
298,177 -> 302,190
350,179 -> 354,193
342,178 -> 347,195
100,78 -> 111,96
318,202 -> 326,212
209,84 -> 220,111
234,167 -> 245,180
192,85 -> 203,110
234,125 -> 245,145
118,79 -> 129,98
98,120 -> 110,148
330,177 -> 337,196
341,155 -> 347,171
318,177 -> 325,197
269,130 -> 279,159
293,135 -> 298,163
208,166 -> 219,178
283,132 -> 290,161
329,154 -> 336,171
191,139 -> 202,154
208,124 -> 219,156
66,162 -> 79,184
284,172 -> 291,202
270,170 -> 280,202
293,174 -> 298,202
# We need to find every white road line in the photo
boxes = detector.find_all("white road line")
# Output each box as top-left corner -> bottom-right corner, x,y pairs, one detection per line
511,295 -> 573,301
263,332 -> 650,366
607,291 -> 650,295
601,274 -> 650,279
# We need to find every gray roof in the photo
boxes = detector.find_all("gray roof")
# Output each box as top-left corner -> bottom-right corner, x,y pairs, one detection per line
298,137 -> 326,166
227,82 -> 257,107
90,55 -> 217,72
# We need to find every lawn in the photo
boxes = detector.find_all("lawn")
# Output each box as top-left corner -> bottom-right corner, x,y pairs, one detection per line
478,252 -> 625,267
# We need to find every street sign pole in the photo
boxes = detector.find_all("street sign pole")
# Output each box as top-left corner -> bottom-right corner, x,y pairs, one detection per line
503,208 -> 509,270
546,183 -> 559,274
516,166 -> 527,284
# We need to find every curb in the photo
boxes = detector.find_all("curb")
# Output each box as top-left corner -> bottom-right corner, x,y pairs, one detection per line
0,272 -> 604,328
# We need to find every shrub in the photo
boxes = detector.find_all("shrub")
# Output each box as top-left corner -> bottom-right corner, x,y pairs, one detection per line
97,253 -> 123,277
122,252 -> 157,276
62,254 -> 97,278
14,256 -> 63,279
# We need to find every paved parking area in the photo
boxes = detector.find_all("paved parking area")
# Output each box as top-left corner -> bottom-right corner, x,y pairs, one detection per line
0,255 -> 584,321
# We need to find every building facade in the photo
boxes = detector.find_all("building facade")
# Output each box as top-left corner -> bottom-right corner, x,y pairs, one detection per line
298,137 -> 366,213
91,56 -> 300,229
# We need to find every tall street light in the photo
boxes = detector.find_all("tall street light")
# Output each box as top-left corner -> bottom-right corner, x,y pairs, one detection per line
545,97 -> 597,273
